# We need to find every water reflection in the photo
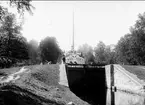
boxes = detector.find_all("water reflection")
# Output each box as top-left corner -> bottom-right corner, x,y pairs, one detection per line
83,89 -> 145,105
106,89 -> 145,105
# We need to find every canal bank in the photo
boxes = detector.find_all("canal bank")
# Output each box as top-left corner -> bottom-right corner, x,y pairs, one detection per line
0,64 -> 90,105
105,64 -> 145,95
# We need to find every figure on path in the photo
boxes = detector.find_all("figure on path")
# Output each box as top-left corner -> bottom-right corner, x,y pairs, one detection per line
62,55 -> 66,64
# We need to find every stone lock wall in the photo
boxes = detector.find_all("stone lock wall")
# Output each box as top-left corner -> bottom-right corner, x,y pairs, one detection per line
105,64 -> 145,95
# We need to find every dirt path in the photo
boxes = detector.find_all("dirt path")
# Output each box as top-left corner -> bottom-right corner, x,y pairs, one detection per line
0,66 -> 30,84
59,62 -> 68,87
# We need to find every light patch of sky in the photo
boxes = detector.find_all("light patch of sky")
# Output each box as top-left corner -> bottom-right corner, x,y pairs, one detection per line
3,1 -> 145,51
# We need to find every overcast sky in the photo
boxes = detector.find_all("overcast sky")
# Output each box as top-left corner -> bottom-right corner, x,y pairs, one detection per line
6,1 -> 145,51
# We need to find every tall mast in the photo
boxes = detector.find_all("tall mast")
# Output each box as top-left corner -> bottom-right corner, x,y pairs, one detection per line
72,8 -> 75,52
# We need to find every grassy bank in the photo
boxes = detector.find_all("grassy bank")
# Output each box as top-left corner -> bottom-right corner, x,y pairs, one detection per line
0,64 -> 89,105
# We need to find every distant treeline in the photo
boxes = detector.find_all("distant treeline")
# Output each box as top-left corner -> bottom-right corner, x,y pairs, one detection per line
77,12 -> 145,65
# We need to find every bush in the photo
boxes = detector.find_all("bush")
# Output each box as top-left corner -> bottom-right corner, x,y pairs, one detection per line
0,56 -> 17,68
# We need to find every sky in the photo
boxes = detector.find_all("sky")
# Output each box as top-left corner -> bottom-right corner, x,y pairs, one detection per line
4,1 -> 145,51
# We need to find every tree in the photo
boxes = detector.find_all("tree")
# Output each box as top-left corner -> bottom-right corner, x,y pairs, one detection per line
115,34 -> 132,64
94,41 -> 116,64
28,39 -> 39,64
0,0 -> 33,26
0,0 -> 33,68
9,0 -> 33,14
0,12 -> 29,68
105,45 -> 116,64
77,43 -> 95,64
115,12 -> 145,65
39,36 -> 62,64
94,41 -> 106,64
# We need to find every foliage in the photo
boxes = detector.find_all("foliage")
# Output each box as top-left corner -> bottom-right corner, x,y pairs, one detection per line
39,36 -> 62,64
115,12 -> 145,65
27,39 -> 40,64
0,0 -> 33,68
9,0 -> 33,14
94,41 -> 106,64
94,41 -> 116,64
115,34 -> 132,64
105,45 -> 116,64
77,43 -> 95,64
0,0 -> 33,22
0,12 -> 29,68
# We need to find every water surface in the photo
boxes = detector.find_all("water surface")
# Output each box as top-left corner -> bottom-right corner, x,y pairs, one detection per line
88,89 -> 145,105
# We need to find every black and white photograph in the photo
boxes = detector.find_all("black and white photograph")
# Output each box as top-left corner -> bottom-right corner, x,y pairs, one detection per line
1,0 -> 145,105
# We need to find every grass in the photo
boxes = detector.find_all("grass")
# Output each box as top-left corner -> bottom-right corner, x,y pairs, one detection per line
121,65 -> 145,82
30,64 -> 60,86
0,64 -> 89,105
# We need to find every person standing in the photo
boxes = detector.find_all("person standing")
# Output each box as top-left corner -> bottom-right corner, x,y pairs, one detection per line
62,55 -> 66,64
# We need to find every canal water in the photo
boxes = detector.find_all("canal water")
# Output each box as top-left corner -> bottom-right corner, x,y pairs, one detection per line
82,89 -> 145,105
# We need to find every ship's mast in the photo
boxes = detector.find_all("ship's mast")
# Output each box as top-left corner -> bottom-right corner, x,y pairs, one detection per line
71,8 -> 75,52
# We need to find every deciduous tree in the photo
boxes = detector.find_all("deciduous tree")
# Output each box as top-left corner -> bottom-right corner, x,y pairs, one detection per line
39,36 -> 62,64
115,12 -> 145,65
77,43 -> 95,64
0,12 -> 29,68
28,39 -> 39,64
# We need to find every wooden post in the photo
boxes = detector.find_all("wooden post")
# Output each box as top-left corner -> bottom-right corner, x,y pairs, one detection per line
110,64 -> 114,90
111,89 -> 115,105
